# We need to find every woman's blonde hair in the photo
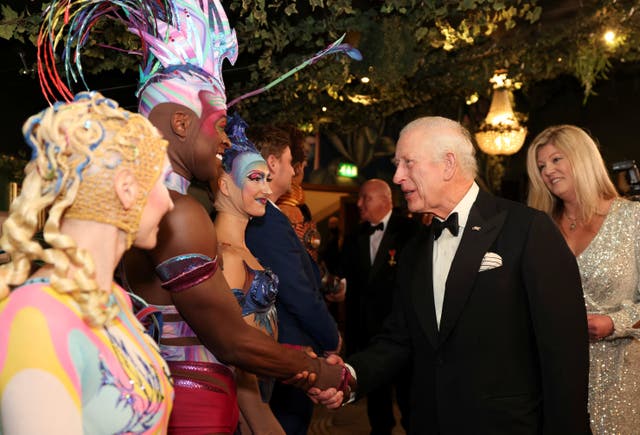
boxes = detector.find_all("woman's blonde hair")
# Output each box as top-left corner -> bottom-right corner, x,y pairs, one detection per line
0,92 -> 167,327
526,124 -> 618,221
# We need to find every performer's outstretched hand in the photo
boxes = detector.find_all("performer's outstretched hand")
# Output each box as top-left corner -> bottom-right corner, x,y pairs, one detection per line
282,347 -> 318,389
281,350 -> 343,392
306,354 -> 354,409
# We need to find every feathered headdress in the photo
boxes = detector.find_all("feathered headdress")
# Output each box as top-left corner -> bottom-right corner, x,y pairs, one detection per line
37,0 -> 361,116
38,0 -> 236,117
134,0 -> 237,117
223,112 -> 259,172
222,112 -> 266,188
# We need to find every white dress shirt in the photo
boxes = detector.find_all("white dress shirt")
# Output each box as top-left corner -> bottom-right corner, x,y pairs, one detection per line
432,182 -> 479,327
369,210 -> 392,264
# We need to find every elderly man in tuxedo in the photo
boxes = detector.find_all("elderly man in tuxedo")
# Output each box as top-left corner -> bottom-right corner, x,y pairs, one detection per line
313,116 -> 590,434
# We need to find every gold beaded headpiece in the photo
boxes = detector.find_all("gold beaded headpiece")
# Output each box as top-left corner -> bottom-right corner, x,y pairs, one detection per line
24,91 -> 168,248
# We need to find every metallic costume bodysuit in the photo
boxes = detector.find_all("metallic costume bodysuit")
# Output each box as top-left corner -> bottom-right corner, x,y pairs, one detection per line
232,263 -> 279,402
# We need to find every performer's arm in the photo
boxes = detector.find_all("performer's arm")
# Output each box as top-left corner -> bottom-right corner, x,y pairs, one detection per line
151,195 -> 340,385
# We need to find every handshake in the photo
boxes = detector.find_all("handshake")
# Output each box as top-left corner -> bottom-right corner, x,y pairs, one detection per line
284,352 -> 354,409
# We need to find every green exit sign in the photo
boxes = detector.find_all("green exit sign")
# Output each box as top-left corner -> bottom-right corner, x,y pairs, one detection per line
337,162 -> 358,178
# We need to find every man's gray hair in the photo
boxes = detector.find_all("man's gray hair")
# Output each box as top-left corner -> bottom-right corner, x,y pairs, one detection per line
399,116 -> 478,179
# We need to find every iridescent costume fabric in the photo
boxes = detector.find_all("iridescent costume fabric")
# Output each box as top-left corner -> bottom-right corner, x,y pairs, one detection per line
150,303 -> 226,364
231,264 -> 279,403
577,198 -> 640,433
0,279 -> 173,434
149,303 -> 239,434
151,251 -> 238,433
232,265 -> 279,335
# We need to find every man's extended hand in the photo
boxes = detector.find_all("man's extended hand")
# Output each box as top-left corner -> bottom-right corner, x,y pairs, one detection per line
323,353 -> 344,366
312,354 -> 346,390
308,387 -> 344,409
306,354 -> 353,409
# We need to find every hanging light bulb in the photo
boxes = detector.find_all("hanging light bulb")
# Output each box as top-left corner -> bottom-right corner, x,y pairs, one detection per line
603,30 -> 616,45
475,70 -> 527,155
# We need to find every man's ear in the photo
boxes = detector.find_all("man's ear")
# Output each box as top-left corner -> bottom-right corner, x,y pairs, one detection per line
171,111 -> 193,140
114,169 -> 139,210
266,154 -> 278,171
443,151 -> 457,181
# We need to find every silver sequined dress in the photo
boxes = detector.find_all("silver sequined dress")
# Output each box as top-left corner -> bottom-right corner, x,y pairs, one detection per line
577,198 -> 640,434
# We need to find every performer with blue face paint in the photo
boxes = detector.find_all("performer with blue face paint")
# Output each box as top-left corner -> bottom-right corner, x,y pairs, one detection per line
213,113 -> 284,434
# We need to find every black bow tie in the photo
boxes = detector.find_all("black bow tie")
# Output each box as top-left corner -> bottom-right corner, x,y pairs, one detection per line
432,213 -> 459,240
367,222 -> 384,235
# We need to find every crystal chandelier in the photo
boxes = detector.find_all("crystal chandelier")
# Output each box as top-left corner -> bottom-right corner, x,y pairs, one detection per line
475,71 -> 527,156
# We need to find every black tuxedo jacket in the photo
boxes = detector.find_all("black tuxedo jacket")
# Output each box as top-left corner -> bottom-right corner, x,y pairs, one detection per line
342,212 -> 418,355
348,190 -> 589,434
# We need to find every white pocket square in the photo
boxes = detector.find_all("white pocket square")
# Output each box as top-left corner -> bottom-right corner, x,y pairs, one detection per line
479,252 -> 502,272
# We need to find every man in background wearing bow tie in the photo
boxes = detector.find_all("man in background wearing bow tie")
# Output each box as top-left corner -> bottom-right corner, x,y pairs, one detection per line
314,117 -> 590,434
341,179 -> 417,434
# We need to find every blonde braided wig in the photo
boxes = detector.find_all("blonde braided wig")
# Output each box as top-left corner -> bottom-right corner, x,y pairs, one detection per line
0,91 -> 167,327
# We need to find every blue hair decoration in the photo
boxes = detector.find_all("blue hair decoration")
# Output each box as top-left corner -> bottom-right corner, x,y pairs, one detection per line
222,112 -> 262,174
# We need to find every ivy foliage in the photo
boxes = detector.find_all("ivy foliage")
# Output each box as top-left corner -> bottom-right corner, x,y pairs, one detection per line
1,0 -> 639,135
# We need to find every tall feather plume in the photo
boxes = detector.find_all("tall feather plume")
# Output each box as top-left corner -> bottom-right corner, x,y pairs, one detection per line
37,0 -> 237,115
227,33 -> 362,108
37,0 -> 171,104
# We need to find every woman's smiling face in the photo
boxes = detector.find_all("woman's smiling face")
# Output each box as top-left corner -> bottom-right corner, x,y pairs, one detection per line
239,162 -> 271,217
536,142 -> 576,202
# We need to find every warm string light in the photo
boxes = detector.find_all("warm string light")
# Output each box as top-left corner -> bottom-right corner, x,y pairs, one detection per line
604,30 -> 616,45
466,92 -> 479,105
602,29 -> 626,49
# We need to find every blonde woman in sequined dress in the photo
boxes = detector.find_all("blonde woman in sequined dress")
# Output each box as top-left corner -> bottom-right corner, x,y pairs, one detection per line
527,124 -> 640,434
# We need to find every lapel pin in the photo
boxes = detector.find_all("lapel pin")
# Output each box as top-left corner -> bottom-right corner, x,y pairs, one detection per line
472,226 -> 481,231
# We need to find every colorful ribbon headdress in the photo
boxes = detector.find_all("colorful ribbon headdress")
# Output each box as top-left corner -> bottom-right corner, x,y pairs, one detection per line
38,0 -> 237,117
37,0 -> 361,116
134,0 -> 237,117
